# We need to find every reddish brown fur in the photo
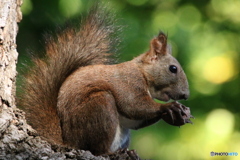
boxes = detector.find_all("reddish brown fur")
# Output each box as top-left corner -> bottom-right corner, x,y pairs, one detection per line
19,5 -> 189,156
18,5 -> 119,145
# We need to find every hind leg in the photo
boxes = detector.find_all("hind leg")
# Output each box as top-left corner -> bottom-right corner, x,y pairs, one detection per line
61,91 -> 119,155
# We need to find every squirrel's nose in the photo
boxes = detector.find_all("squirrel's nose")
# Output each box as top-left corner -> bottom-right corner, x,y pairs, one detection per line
180,93 -> 189,100
180,87 -> 189,100
178,89 -> 189,100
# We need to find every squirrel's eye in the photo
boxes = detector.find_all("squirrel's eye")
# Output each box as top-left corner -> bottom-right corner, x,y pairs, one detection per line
169,65 -> 177,73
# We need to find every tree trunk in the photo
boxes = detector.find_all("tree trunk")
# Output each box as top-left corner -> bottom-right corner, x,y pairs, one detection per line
0,0 -> 141,159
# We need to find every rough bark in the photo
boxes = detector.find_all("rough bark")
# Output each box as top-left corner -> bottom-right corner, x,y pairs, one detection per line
0,0 -> 141,159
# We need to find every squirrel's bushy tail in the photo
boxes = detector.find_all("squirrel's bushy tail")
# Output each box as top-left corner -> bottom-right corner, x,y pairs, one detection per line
18,5 -> 120,144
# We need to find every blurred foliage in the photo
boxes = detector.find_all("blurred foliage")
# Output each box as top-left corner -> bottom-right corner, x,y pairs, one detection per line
18,0 -> 240,159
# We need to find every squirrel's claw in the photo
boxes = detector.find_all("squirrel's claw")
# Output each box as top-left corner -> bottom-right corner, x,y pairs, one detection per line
190,115 -> 195,119
167,109 -> 175,124
161,101 -> 194,126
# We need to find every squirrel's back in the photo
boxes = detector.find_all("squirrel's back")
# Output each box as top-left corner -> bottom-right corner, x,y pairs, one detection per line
18,4 -> 120,144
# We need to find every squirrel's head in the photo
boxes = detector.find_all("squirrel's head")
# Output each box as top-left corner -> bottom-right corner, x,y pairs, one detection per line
138,32 -> 189,102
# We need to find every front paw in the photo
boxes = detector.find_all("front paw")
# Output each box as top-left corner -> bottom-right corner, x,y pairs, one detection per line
160,101 -> 194,126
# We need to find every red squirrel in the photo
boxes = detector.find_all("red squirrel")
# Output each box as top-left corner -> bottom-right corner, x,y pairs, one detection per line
19,4 -> 193,156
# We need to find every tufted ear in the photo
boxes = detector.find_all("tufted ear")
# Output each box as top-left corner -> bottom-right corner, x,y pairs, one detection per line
142,32 -> 168,62
141,32 -> 170,63
150,32 -> 168,56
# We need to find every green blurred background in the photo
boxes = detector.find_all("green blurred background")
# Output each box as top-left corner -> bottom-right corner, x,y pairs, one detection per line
18,0 -> 240,159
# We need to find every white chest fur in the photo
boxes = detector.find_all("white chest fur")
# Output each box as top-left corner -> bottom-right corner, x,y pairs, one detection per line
110,115 -> 144,152
110,125 -> 129,152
